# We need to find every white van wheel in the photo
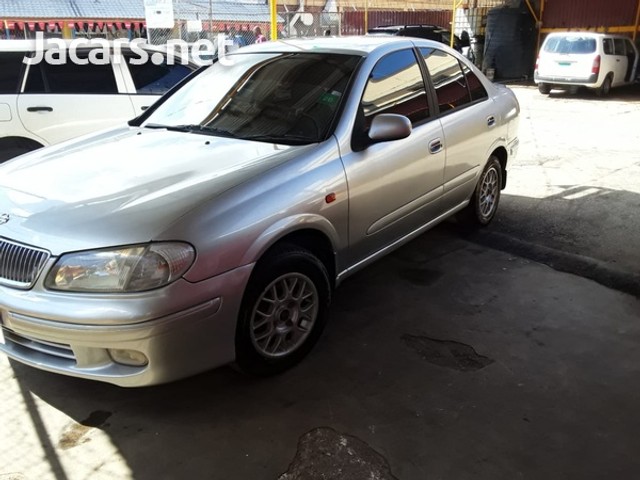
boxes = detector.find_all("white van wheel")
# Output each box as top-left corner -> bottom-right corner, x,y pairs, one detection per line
596,76 -> 612,97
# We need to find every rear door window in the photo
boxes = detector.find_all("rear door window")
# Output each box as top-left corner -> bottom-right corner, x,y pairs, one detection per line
0,52 -> 27,94
125,56 -> 192,94
462,65 -> 488,102
24,57 -> 118,94
420,48 -> 471,114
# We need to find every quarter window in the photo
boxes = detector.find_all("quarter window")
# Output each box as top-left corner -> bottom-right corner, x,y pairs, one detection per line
420,48 -> 470,114
603,38 -> 614,55
361,49 -> 429,128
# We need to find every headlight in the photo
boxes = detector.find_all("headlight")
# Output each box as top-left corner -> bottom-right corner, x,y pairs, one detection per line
45,243 -> 195,293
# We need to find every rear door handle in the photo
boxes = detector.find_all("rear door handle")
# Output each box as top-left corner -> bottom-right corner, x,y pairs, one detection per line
487,115 -> 496,127
429,138 -> 443,154
27,106 -> 53,113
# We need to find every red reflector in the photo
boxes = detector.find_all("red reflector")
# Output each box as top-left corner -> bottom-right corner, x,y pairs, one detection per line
592,55 -> 601,74
535,56 -> 539,72
325,193 -> 337,204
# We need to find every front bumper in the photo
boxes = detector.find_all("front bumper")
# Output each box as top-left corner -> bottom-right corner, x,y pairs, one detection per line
0,264 -> 253,387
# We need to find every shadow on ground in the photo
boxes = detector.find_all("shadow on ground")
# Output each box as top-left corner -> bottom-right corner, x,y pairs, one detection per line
7,221 -> 640,479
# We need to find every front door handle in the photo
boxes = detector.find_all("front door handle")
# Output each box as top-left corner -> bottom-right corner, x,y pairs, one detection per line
487,115 -> 496,127
27,106 -> 53,113
429,138 -> 443,154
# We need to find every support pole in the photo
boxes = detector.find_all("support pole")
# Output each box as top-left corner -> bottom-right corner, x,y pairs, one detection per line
450,0 -> 463,48
270,0 -> 277,40
634,0 -> 640,41
364,1 -> 368,34
536,0 -> 545,57
451,0 -> 456,47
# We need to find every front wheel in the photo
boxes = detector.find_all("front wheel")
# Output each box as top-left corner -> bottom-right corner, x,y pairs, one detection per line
458,156 -> 503,227
235,245 -> 331,376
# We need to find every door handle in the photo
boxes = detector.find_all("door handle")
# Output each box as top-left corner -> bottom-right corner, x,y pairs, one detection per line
429,138 -> 443,154
27,106 -> 53,113
487,115 -> 496,127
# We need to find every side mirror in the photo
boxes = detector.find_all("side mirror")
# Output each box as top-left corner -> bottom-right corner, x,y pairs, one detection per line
368,114 -> 412,143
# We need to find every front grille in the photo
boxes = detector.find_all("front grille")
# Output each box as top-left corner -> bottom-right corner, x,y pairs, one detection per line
0,238 -> 50,288
2,326 -> 75,361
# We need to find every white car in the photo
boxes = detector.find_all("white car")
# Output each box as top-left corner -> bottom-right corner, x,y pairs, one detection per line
0,40 -> 197,161
534,32 -> 639,96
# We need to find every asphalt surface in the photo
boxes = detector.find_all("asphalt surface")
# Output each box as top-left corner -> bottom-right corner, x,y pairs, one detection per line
1,84 -> 639,480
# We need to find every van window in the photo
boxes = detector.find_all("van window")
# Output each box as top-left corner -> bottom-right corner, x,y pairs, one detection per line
603,38 -> 614,55
0,52 -> 27,94
613,39 -> 626,56
125,56 -> 192,95
24,58 -> 119,94
544,36 -> 596,54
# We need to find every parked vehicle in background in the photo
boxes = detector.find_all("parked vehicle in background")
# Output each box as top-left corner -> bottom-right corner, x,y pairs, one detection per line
0,40 -> 198,162
368,24 -> 464,52
0,36 -> 519,386
534,31 -> 639,96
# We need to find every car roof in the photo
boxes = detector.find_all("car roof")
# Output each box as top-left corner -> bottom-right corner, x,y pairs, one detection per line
234,35 -> 441,56
369,25 -> 443,30
545,31 -> 631,39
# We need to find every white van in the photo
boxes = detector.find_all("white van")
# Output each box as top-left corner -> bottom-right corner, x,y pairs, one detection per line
534,32 -> 639,96
0,40 -> 198,162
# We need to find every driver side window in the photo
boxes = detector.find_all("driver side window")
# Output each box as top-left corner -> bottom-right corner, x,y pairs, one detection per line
360,49 -> 430,129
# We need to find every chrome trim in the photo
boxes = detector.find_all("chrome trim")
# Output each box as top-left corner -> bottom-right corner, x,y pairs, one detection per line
0,238 -> 51,289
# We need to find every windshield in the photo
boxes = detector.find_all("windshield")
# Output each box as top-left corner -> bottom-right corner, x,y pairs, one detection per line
144,52 -> 361,145
544,36 -> 597,54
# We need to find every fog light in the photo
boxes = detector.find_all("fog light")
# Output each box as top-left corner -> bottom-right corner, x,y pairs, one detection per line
108,349 -> 149,367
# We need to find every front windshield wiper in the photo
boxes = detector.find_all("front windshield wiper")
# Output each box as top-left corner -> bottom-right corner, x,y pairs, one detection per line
143,123 -> 238,138
240,133 -> 317,145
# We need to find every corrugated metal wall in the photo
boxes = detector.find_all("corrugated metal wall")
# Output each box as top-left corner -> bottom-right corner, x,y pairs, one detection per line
542,0 -> 638,29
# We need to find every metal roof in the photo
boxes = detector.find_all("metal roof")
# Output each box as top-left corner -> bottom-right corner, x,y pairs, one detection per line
0,0 -> 273,21
0,0 -> 78,18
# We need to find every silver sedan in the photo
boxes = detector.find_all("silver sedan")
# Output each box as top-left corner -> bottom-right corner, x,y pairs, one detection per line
0,36 -> 520,386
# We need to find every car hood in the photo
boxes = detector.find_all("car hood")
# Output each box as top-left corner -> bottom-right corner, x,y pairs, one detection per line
0,127 -> 309,255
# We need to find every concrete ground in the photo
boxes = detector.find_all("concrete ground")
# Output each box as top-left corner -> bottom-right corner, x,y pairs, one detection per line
2,84 -> 640,480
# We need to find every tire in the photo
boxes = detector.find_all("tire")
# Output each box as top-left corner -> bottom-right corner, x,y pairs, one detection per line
235,244 -> 331,376
538,83 -> 551,95
0,138 -> 42,163
458,156 -> 503,227
596,75 -> 612,97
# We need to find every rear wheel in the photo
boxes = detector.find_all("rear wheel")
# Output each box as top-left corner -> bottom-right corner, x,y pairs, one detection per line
538,83 -> 551,95
596,75 -> 612,97
235,244 -> 331,376
458,156 -> 503,228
